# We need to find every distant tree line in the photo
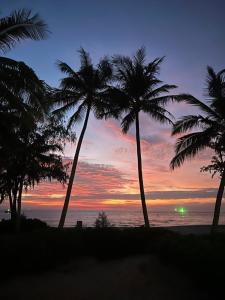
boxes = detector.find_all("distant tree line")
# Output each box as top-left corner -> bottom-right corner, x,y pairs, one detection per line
0,9 -> 224,233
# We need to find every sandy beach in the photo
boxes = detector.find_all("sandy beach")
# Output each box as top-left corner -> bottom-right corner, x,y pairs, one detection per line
166,224 -> 225,235
0,255 -> 208,300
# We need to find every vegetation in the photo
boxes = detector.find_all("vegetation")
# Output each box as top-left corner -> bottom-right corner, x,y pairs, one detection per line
0,9 -> 48,52
53,49 -> 113,228
171,67 -> 225,232
94,212 -> 112,228
0,7 -> 225,300
102,48 -> 177,227
0,215 -> 48,233
0,8 -> 225,235
0,227 -> 224,298
0,10 -> 71,232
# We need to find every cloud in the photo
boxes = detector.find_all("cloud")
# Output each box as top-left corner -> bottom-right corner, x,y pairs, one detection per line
142,134 -> 166,145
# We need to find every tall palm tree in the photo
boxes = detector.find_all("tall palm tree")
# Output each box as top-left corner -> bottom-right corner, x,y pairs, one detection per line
170,67 -> 225,232
103,48 -> 177,227
54,49 -> 113,228
0,9 -> 48,52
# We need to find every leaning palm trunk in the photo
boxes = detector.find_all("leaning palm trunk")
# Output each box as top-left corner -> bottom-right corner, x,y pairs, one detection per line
135,112 -> 150,228
11,184 -> 18,223
58,105 -> 91,228
211,168 -> 225,233
8,193 -> 14,219
16,176 -> 24,232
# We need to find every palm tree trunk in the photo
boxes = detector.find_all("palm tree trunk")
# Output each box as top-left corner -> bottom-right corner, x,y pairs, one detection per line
8,191 -> 13,216
16,176 -> 24,233
211,168 -> 225,234
135,112 -> 150,228
11,184 -> 18,223
58,105 -> 91,228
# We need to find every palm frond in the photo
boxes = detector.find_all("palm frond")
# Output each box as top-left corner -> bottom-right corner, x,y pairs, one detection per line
172,115 -> 209,135
145,57 -> 164,75
121,111 -> 136,133
51,89 -> 81,105
67,102 -> 87,129
97,57 -> 113,83
79,48 -> 92,68
141,101 -> 174,124
52,100 -> 76,117
146,84 -> 177,99
0,9 -> 48,52
57,61 -> 77,77
170,129 -> 215,169
134,47 -> 145,65
173,94 -> 220,119
0,57 -> 48,117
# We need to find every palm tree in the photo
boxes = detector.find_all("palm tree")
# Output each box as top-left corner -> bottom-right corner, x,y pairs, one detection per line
0,57 -> 52,230
0,56 -> 49,111
54,49 -> 113,228
0,9 -> 48,52
0,56 -> 49,145
103,48 -> 177,227
170,67 -> 225,233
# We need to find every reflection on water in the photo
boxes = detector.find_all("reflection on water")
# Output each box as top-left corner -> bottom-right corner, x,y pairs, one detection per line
1,209 -> 224,227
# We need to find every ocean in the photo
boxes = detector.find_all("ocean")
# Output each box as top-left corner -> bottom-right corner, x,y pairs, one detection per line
1,208 -> 225,227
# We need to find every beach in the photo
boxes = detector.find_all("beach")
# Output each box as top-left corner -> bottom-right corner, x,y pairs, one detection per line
0,225 -> 224,300
0,254 -> 207,300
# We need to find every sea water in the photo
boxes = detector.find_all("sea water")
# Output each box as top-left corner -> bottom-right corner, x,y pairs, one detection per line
1,208 -> 224,227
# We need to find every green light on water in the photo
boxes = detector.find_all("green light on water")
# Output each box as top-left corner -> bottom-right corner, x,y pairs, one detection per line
174,207 -> 187,216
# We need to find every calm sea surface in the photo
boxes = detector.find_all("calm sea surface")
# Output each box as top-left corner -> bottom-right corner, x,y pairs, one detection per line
1,208 -> 225,227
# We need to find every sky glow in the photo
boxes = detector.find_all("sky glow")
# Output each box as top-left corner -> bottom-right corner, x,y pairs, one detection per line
1,0 -> 225,211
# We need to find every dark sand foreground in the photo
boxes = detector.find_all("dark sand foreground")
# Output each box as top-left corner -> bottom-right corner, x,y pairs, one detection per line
0,255 -> 207,300
166,224 -> 225,235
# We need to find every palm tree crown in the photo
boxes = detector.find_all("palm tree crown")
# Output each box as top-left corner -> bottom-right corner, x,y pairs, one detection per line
171,67 -> 225,169
0,9 -> 48,52
104,48 -> 176,132
54,48 -> 113,128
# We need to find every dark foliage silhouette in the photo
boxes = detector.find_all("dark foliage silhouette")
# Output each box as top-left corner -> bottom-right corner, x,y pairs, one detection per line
0,9 -> 48,52
170,67 -> 225,232
0,116 -> 70,232
0,56 -> 72,231
53,48 -> 113,228
95,212 -> 112,228
102,48 -> 177,227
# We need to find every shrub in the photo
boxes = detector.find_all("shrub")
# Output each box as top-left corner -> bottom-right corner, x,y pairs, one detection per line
94,212 -> 112,228
0,215 -> 48,233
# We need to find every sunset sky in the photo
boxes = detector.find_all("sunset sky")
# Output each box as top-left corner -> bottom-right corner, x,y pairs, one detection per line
2,0 -> 225,212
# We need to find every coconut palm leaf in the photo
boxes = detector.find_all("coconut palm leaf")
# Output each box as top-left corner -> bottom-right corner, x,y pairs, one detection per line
170,129 -> 215,169
0,9 -> 48,52
121,111 -> 136,133
174,93 -> 220,119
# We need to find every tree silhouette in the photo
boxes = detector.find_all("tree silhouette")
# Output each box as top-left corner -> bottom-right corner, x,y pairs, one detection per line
54,48 -> 113,228
0,57 -> 49,160
0,9 -> 48,52
0,116 -> 69,232
170,67 -> 225,232
103,48 -> 176,227
0,56 -> 68,232
94,212 -> 112,228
